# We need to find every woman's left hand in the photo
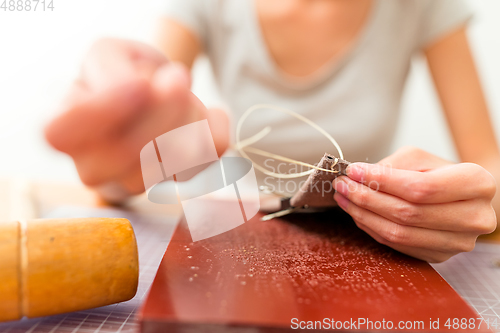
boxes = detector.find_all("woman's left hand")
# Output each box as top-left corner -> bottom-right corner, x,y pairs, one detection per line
333,146 -> 497,262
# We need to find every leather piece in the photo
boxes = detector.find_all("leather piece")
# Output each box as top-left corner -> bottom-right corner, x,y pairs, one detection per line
290,153 -> 350,208
138,208 -> 486,332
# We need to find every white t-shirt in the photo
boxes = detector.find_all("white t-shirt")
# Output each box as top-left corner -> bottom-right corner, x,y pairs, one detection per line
160,0 -> 472,186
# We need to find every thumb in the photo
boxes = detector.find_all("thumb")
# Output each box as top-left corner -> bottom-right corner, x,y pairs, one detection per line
378,146 -> 451,171
150,62 -> 200,125
151,62 -> 192,100
82,39 -> 167,92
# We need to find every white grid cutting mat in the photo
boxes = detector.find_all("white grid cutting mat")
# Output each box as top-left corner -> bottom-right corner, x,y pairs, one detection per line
0,206 -> 499,333
433,242 -> 500,332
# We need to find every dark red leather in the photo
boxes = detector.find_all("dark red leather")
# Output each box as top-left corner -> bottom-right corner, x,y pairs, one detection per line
138,208 -> 489,332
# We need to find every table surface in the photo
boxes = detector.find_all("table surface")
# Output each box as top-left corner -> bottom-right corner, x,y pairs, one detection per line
0,180 -> 499,332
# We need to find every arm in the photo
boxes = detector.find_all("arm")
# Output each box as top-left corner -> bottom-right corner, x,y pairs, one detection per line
331,26 -> 498,262
155,18 -> 230,156
425,26 -> 500,224
155,18 -> 202,69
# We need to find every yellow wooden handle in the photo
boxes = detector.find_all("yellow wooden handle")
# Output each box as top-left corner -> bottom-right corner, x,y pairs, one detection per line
0,218 -> 138,321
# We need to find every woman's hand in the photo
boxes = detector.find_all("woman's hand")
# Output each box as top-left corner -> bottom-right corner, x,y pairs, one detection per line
333,146 -> 497,262
45,38 -> 229,202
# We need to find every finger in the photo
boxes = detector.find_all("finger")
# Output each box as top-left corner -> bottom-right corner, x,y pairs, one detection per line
118,165 -> 147,195
45,79 -> 150,153
151,63 -> 191,103
351,219 -> 455,263
67,64 -> 196,186
122,63 -> 200,149
91,163 -> 146,202
92,182 -> 131,204
333,192 -> 477,254
378,146 -> 450,171
334,176 -> 496,234
346,162 -> 495,203
82,38 -> 167,92
70,140 -> 141,187
58,79 -> 91,110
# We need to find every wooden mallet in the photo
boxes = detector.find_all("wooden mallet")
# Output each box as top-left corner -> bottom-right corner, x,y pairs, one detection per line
0,217 -> 139,322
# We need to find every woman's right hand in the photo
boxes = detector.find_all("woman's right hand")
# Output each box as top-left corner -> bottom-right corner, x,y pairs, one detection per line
45,38 -> 229,202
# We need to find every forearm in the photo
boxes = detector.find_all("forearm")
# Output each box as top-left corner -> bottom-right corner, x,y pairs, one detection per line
480,158 -> 500,227
424,27 -> 500,231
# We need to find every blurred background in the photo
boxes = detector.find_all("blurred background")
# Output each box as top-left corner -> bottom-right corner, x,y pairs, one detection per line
0,0 -> 499,184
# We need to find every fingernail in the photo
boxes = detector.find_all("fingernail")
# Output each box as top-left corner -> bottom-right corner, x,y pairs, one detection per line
334,192 -> 349,210
346,163 -> 367,182
155,63 -> 190,90
333,178 -> 349,197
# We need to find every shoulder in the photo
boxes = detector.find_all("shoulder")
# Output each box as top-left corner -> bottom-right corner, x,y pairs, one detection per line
379,0 -> 472,21
376,0 -> 473,50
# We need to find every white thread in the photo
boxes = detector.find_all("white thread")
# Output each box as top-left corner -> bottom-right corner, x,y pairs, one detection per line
243,146 -> 339,178
233,126 -> 271,151
235,104 -> 344,179
261,207 -> 297,221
